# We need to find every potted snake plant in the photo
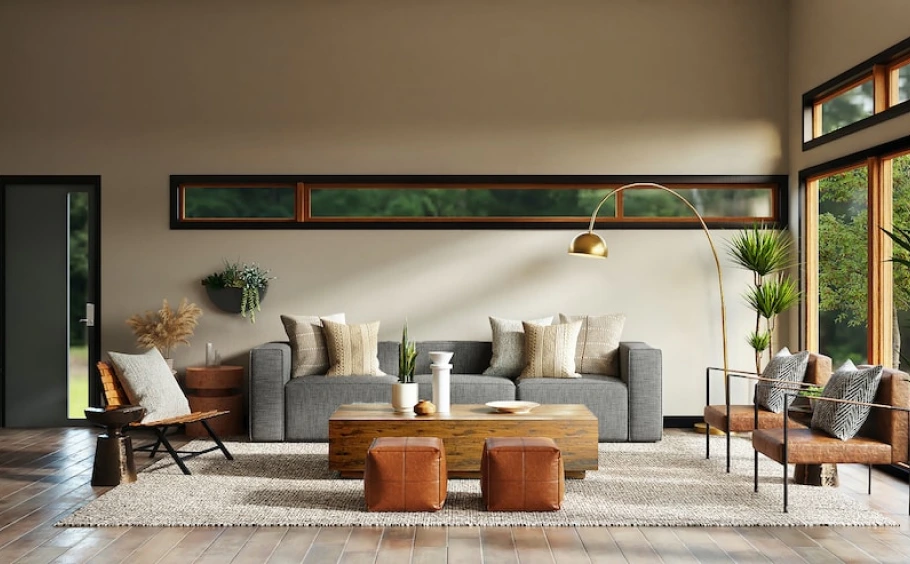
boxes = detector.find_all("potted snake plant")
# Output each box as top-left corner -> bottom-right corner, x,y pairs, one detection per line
391,321 -> 419,413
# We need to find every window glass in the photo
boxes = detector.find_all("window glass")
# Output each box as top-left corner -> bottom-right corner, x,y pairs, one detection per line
817,166 -> 869,366
888,153 -> 910,370
820,80 -> 874,135
621,187 -> 773,218
897,63 -> 910,105
183,186 -> 296,219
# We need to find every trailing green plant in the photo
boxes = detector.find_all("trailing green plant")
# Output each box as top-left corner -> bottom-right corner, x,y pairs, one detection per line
398,321 -> 417,384
799,384 -> 824,399
728,224 -> 800,373
201,259 -> 275,323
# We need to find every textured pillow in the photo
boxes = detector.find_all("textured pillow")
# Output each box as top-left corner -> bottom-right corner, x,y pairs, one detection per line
107,348 -> 191,424
521,321 -> 583,379
754,348 -> 810,413
281,313 -> 345,376
558,313 -> 625,375
482,315 -> 553,378
321,319 -> 386,376
811,361 -> 883,441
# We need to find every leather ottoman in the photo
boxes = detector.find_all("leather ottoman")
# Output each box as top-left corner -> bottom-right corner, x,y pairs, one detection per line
363,436 -> 447,511
481,437 -> 565,511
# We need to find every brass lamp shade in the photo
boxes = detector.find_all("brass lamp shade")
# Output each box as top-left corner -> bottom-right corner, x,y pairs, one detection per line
568,232 -> 608,258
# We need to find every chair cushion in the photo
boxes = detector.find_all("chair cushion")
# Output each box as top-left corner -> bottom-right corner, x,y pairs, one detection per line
558,313 -> 625,376
321,319 -> 386,376
482,316 -> 553,378
107,348 -> 190,424
280,313 -> 345,376
520,320 -> 582,379
752,428 -> 892,465
754,348 -> 810,413
811,361 -> 883,440
703,404 -> 807,433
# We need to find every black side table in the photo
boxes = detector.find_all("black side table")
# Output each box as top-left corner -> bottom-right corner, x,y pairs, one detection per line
84,406 -> 146,486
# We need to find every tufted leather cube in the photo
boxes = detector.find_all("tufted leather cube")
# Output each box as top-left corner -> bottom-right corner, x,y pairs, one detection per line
364,437 -> 447,511
481,437 -> 565,511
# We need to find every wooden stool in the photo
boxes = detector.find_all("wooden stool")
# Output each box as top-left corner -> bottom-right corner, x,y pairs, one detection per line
481,437 -> 565,511
363,437 -> 447,512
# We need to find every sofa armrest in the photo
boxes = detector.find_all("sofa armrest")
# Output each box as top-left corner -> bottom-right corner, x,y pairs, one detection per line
249,342 -> 292,441
619,341 -> 662,441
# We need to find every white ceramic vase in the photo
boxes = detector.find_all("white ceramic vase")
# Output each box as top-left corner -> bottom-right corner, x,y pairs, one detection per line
431,362 -> 453,414
391,382 -> 419,413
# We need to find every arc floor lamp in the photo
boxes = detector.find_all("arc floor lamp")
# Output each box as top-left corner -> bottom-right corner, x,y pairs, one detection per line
568,182 -> 730,420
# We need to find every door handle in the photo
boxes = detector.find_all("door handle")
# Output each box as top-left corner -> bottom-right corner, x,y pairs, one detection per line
80,303 -> 95,327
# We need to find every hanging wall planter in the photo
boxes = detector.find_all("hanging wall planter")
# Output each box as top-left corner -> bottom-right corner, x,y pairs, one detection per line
201,260 -> 275,323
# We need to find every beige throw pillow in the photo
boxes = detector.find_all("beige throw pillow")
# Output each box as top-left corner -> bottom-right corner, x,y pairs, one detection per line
482,315 -> 553,378
281,313 -> 345,376
521,321 -> 583,379
558,313 -> 625,376
107,348 -> 191,424
321,319 -> 386,376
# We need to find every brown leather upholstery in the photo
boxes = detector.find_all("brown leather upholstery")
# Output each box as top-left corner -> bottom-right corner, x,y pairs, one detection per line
704,405 -> 807,432
364,437 -> 447,512
753,368 -> 910,465
481,437 -> 565,511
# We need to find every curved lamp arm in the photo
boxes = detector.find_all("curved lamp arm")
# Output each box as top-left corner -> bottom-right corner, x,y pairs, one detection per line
569,182 -> 729,400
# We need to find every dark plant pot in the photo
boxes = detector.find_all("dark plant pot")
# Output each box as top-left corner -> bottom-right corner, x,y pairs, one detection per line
204,286 -> 267,314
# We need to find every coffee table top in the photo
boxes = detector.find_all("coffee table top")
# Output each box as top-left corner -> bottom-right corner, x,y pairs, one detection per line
330,403 -> 596,422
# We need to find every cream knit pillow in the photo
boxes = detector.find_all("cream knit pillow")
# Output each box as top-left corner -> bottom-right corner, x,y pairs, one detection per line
281,313 -> 345,376
107,348 -> 190,424
482,315 -> 553,378
558,313 -> 625,376
321,319 -> 386,376
520,320 -> 583,379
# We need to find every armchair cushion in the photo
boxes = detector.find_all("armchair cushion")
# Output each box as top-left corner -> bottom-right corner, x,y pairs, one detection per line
754,348 -> 810,413
811,361 -> 883,440
107,348 -> 190,424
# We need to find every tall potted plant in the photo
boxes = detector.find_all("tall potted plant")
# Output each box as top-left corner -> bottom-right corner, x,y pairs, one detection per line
391,321 -> 419,413
728,225 -> 800,373
201,260 -> 275,323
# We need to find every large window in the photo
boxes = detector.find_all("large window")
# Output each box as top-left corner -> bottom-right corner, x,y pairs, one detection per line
171,176 -> 784,229
804,35 -> 910,149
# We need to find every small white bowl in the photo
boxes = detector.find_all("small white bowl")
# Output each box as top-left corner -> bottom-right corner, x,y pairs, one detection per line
428,351 -> 454,365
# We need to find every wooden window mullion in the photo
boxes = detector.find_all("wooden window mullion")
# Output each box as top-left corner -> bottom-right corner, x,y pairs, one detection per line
868,157 -> 885,365
873,64 -> 889,112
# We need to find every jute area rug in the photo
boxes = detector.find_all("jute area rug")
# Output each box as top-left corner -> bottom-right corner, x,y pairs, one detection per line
58,432 -> 896,527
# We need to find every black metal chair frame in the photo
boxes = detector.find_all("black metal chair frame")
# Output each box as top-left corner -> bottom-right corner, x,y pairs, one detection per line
131,417 -> 234,475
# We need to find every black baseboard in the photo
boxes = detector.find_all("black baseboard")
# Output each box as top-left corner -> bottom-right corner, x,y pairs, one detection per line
664,416 -> 701,429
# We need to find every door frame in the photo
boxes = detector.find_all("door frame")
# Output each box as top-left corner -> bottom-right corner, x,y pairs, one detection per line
0,175 -> 102,426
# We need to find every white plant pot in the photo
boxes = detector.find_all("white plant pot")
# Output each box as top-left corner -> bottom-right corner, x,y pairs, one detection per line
391,382 -> 419,413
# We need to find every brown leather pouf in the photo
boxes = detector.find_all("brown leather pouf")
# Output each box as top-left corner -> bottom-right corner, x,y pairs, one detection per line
481,437 -> 565,511
364,437 -> 447,511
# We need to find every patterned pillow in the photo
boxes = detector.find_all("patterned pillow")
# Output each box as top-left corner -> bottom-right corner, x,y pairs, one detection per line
321,319 -> 386,376
281,313 -> 345,376
558,313 -> 625,375
107,348 -> 190,424
482,316 -> 553,378
811,361 -> 883,441
521,321 -> 583,379
754,348 -> 810,413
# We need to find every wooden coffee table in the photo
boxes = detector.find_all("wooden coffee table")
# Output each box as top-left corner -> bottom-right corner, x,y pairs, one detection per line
328,403 -> 598,478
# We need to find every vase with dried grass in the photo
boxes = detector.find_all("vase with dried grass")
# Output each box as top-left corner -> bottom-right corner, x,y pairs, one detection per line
126,298 -> 203,373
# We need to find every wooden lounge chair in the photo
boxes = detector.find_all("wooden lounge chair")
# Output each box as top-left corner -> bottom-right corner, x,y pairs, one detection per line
96,361 -> 234,475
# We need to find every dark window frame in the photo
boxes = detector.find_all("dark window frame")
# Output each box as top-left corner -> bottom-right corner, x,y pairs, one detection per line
803,35 -> 910,151
170,174 -> 788,230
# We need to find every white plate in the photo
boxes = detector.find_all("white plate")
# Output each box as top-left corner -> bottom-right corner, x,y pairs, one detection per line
486,401 -> 540,414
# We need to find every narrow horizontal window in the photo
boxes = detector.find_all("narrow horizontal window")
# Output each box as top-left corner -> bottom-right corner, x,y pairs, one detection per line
818,79 -> 874,136
621,186 -> 774,220
892,59 -> 910,106
180,184 -> 298,221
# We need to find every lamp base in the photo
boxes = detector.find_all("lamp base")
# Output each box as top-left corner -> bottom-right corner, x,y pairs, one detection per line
693,422 -> 727,436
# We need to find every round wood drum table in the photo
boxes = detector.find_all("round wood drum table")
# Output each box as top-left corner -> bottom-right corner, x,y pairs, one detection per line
184,365 -> 244,437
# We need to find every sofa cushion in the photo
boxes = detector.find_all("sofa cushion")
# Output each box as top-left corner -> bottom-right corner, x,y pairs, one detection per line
516,375 -> 629,441
558,313 -> 625,376
321,319 -> 386,376
281,313 -> 345,377
413,373 -> 516,404
285,375 -> 399,441
482,316 -> 553,378
520,320 -> 582,379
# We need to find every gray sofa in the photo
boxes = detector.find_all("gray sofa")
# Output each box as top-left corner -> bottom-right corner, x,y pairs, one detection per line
249,340 -> 662,442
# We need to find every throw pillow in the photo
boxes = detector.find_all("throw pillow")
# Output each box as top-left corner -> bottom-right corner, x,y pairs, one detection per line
558,313 -> 625,375
107,348 -> 191,424
321,319 -> 386,376
482,315 -> 553,378
754,348 -> 811,413
521,320 -> 583,379
811,361 -> 883,441
280,313 -> 345,376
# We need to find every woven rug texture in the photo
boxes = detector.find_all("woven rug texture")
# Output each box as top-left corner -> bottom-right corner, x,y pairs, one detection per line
57,432 -> 896,527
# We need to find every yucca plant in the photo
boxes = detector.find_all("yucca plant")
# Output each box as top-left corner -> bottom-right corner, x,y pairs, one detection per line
729,225 -> 800,373
399,321 -> 417,383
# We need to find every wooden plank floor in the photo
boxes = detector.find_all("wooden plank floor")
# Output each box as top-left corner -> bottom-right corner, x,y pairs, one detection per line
2,428 -> 910,563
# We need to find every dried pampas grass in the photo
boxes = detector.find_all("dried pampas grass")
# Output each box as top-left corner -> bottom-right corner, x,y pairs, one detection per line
126,298 -> 202,358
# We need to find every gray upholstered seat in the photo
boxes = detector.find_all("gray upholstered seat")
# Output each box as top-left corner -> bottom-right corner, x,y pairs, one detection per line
285,375 -> 398,441
413,373 -> 515,404
516,375 -> 629,441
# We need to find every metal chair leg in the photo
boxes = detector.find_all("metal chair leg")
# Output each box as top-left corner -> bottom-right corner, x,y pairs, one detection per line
754,449 -> 759,492
706,422 -> 711,460
868,464 -> 872,495
153,427 -> 191,475
200,420 -> 234,461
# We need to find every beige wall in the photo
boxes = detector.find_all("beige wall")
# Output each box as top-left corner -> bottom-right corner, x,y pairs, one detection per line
787,0 -> 910,352
0,0 -> 790,416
